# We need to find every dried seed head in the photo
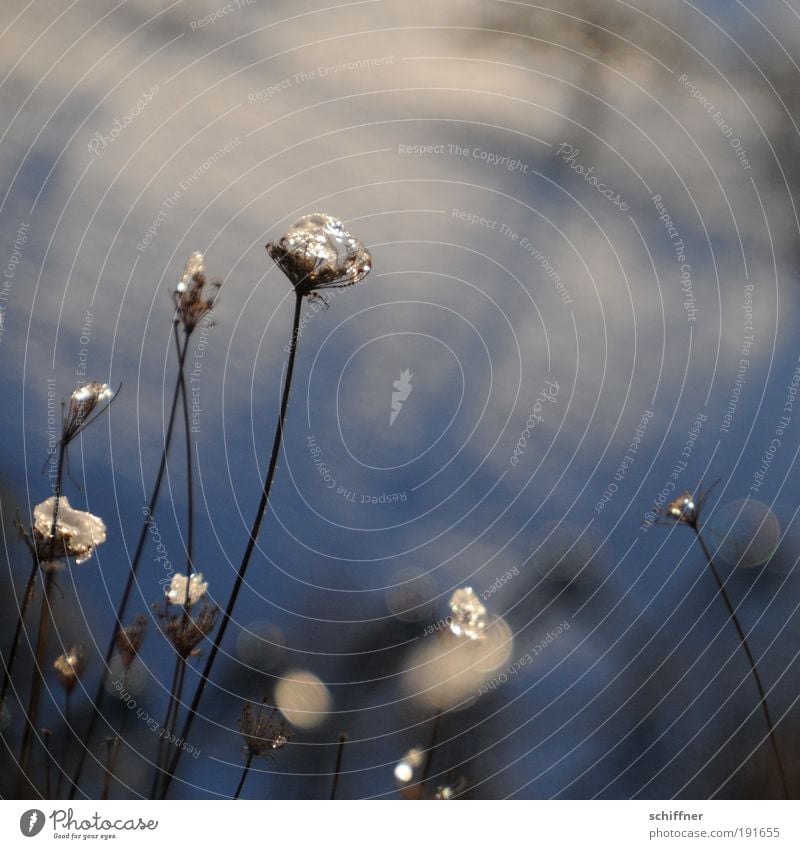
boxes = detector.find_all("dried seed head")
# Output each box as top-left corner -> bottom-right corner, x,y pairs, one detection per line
666,491 -> 697,525
116,615 -> 147,668
165,572 -> 208,607
174,251 -> 220,332
265,213 -> 371,297
161,603 -> 218,658
239,700 -> 290,759
448,587 -> 487,640
53,645 -> 87,694
394,747 -> 425,785
32,496 -> 106,565
434,775 -> 468,799
64,382 -> 113,441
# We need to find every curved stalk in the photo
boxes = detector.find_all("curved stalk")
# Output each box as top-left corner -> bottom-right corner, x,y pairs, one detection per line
329,732 -> 348,800
0,558 -> 39,708
693,527 -> 790,799
150,326 -> 196,799
233,750 -> 254,799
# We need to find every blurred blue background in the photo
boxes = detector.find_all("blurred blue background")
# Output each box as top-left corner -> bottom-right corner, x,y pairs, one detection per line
1,0 -> 800,799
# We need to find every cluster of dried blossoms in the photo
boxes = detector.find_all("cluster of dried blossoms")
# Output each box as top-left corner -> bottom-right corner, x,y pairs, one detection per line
62,382 -> 113,443
239,700 -> 289,759
16,381 -> 112,568
173,251 -> 221,332
116,615 -> 148,671
29,496 -> 106,567
666,490 -> 698,525
448,586 -> 488,640
158,573 -> 218,659
266,213 -> 372,299
53,646 -> 87,695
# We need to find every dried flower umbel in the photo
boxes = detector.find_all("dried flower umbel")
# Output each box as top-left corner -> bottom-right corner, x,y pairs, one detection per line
116,615 -> 148,670
53,645 -> 87,695
165,572 -> 208,607
62,382 -> 114,443
666,491 -> 697,525
158,596 -> 218,659
239,700 -> 289,759
30,496 -> 107,566
448,587 -> 487,640
173,251 -> 221,332
265,213 -> 372,298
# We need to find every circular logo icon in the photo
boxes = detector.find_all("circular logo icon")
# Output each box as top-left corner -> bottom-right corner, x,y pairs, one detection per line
19,810 -> 46,837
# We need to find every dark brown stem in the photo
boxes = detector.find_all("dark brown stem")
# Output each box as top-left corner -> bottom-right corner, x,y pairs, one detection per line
43,730 -> 53,799
330,732 -> 348,799
55,691 -> 71,798
100,736 -> 120,801
233,750 -> 254,799
0,557 -> 39,707
161,292 -> 304,799
69,332 -> 190,798
150,326 -> 196,799
18,570 -> 56,791
419,707 -> 443,797
693,526 -> 790,798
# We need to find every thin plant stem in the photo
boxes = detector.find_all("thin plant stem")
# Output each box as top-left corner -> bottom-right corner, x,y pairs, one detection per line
100,736 -> 119,801
149,653 -> 182,799
17,570 -> 56,791
419,706 -> 443,797
0,557 -> 39,707
69,332 -> 191,798
55,691 -> 72,798
43,730 -> 53,799
233,750 -> 254,800
693,526 -> 790,799
161,292 -> 304,799
150,326 -> 196,799
329,732 -> 348,800
18,436 -> 66,793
